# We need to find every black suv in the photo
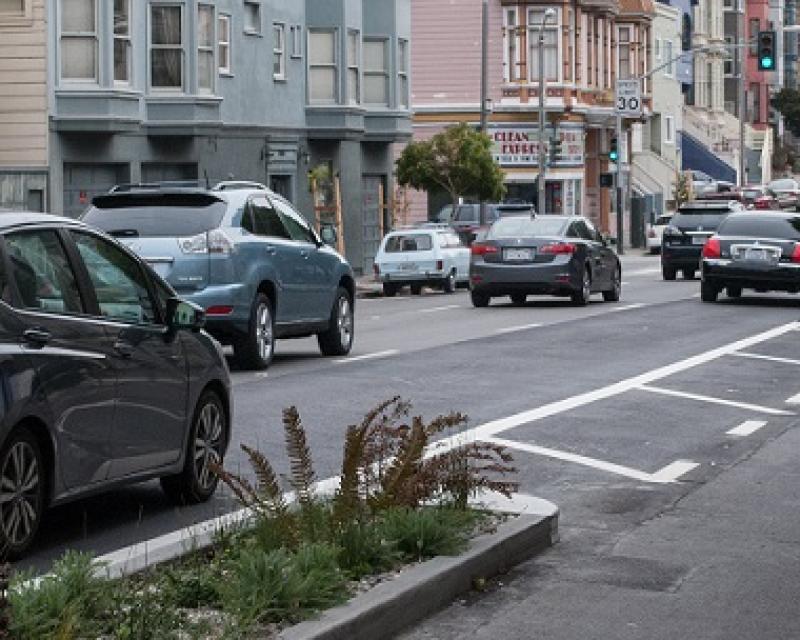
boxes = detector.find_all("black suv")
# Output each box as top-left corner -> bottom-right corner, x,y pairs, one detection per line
661,200 -> 745,280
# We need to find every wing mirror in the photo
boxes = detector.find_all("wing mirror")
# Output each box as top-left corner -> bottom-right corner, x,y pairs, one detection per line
320,224 -> 338,247
166,298 -> 205,332
601,233 -> 617,247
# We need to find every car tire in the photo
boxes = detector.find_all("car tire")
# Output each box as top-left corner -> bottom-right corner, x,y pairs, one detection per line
683,269 -> 696,280
161,390 -> 228,505
701,281 -> 719,303
662,264 -> 677,281
471,290 -> 491,307
603,265 -> 622,302
571,267 -> 592,306
410,283 -> 423,295
234,293 -> 275,370
442,271 -> 456,294
510,293 -> 527,306
727,285 -> 742,298
0,427 -> 46,559
318,287 -> 355,356
382,283 -> 398,297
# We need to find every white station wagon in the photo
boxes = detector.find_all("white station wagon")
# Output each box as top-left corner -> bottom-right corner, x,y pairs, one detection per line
373,225 -> 470,296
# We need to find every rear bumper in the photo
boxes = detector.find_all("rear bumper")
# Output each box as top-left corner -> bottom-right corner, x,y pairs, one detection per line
183,283 -> 252,342
470,260 -> 580,296
662,244 -> 702,269
379,271 -> 447,284
702,259 -> 800,291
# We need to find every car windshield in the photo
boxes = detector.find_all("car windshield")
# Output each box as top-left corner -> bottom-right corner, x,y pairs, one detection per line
718,216 -> 800,240
494,205 -> 535,218
454,205 -> 478,222
769,179 -> 797,190
84,193 -> 227,238
487,216 -> 567,239
384,234 -> 433,252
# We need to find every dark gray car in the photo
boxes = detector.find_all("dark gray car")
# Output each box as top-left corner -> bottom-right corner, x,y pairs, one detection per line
469,215 -> 621,307
0,213 -> 232,557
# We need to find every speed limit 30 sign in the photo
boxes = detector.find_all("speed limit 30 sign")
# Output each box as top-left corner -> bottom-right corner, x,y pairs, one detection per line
615,79 -> 642,117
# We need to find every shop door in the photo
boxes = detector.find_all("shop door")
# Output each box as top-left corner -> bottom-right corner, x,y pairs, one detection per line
362,175 -> 386,275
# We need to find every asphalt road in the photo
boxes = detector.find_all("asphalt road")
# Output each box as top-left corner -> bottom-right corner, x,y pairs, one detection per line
20,253 -> 800,639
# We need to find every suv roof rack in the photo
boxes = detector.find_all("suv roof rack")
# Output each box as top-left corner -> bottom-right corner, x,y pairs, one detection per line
212,181 -> 268,192
109,181 -> 208,193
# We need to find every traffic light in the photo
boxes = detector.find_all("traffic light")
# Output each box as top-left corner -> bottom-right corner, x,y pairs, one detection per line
549,137 -> 563,165
609,137 -> 618,162
757,30 -> 776,71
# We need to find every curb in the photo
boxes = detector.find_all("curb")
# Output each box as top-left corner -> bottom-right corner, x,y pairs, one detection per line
278,508 -> 559,640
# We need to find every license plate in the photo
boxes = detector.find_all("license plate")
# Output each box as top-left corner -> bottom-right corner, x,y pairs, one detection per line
503,248 -> 535,262
692,236 -> 708,245
744,248 -> 769,261
399,262 -> 419,271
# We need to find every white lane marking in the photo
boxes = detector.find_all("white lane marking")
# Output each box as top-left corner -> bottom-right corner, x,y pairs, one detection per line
786,392 -> 800,404
335,349 -> 399,364
625,268 -> 662,276
621,281 -> 630,285
637,385 -> 794,416
494,323 -> 543,335
727,420 -> 768,437
732,352 -> 800,366
485,437 -> 697,484
607,303 -> 648,313
419,304 -> 463,314
422,322 -> 799,450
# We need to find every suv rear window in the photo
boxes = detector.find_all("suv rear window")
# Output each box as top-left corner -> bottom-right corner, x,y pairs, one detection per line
718,215 -> 800,240
488,217 -> 568,239
83,193 -> 227,238
384,234 -> 433,252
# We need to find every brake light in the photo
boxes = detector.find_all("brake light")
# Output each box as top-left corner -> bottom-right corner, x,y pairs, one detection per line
791,244 -> 800,263
471,243 -> 499,256
178,229 -> 234,255
702,237 -> 721,258
206,305 -> 234,316
540,242 -> 577,255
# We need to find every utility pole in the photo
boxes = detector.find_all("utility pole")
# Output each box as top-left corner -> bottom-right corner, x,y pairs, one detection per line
537,8 -> 556,216
738,0 -> 747,187
615,114 -> 624,254
479,0 -> 489,226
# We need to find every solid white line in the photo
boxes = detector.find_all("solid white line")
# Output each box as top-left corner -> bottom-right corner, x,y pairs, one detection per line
419,304 -> 463,314
786,392 -> 800,405
607,303 -> 648,313
731,352 -> 800,366
335,349 -> 399,364
625,268 -> 662,276
638,385 -> 794,416
485,437 -> 697,484
727,420 -> 768,437
494,323 -> 543,335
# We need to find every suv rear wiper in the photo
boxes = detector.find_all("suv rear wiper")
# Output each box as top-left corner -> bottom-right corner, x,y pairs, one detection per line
109,229 -> 140,238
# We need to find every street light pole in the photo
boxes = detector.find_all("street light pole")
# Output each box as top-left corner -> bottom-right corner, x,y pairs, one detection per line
738,0 -> 746,187
479,0 -> 489,226
537,8 -> 556,216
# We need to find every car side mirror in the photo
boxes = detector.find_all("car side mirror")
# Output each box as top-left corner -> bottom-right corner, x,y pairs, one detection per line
166,298 -> 205,332
601,233 -> 617,247
320,224 -> 337,247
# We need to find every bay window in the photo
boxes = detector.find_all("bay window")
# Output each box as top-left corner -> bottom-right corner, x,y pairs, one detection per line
151,4 -> 184,90
60,0 -> 97,82
308,29 -> 337,103
618,26 -> 631,79
113,0 -> 131,83
198,5 -> 214,92
398,39 -> 409,108
528,9 -> 558,82
503,8 -> 518,82
347,30 -> 360,105
363,38 -> 389,105
218,14 -> 231,74
274,23 -> 286,80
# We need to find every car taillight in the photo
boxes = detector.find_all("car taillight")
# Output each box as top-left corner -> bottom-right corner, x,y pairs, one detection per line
471,243 -> 498,256
702,237 -> 721,258
791,244 -> 800,263
436,260 -> 444,271
178,229 -> 234,255
540,242 -> 577,255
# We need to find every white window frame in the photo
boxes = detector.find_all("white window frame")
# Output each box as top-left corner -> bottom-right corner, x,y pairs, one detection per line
149,3 -> 185,92
527,7 -> 560,83
59,0 -> 99,84
243,0 -> 261,35
664,115 -> 675,145
363,37 -> 389,106
290,24 -> 303,58
198,4 -> 215,93
0,0 -> 32,25
617,26 -> 632,80
307,28 -> 338,104
113,0 -> 132,85
723,35 -> 734,76
273,22 -> 286,81
218,13 -> 232,75
347,29 -> 360,105
398,38 -> 409,109
663,39 -> 674,76
503,7 -> 520,83
654,37 -> 661,61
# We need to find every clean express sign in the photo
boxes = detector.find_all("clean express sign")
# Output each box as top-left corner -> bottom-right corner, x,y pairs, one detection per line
490,124 -> 584,168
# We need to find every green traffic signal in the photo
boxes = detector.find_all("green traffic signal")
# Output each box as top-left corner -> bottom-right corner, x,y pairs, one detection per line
760,56 -> 774,70
757,31 -> 776,71
609,137 -> 618,162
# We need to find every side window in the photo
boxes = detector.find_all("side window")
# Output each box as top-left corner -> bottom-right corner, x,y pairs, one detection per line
71,232 -> 157,325
582,219 -> 601,241
5,230 -> 84,314
250,198 -> 291,239
566,223 -> 581,239
272,198 -> 316,243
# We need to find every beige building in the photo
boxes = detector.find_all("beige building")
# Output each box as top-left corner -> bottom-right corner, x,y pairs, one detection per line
0,0 -> 47,211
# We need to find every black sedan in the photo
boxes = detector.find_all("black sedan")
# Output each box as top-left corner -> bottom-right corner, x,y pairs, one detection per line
469,215 -> 621,307
0,212 -> 232,557
701,212 -> 800,302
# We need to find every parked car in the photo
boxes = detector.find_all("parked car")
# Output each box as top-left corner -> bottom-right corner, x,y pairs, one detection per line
646,213 -> 673,254
690,170 -> 719,197
661,200 -> 745,280
700,211 -> 800,301
767,178 -> 800,211
0,212 -> 232,556
82,185 -> 355,371
738,185 -> 782,210
374,225 -> 470,296
469,215 -> 621,307
450,202 -> 535,246
433,204 -> 457,223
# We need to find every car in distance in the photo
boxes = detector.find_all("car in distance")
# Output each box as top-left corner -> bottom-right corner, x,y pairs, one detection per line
690,170 -> 719,197
700,212 -> 800,302
0,212 -> 232,557
82,185 -> 355,370
661,200 -> 745,280
738,185 -> 782,210
450,202 -> 535,246
767,178 -> 800,211
469,215 -> 621,307
646,213 -> 673,254
373,226 -> 470,296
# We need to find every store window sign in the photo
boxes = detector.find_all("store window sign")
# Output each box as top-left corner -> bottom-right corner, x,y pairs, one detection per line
491,126 -> 584,167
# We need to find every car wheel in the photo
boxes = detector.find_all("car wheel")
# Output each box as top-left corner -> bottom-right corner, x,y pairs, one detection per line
234,293 -> 275,370
662,264 -> 677,281
683,269 -> 696,280
571,267 -> 592,306
727,285 -> 742,298
382,282 -> 398,297
700,281 -> 719,303
471,290 -> 490,307
510,293 -> 527,306
0,427 -> 45,558
442,271 -> 456,294
410,283 -> 423,295
603,265 -> 622,302
318,287 -> 355,356
161,390 -> 228,505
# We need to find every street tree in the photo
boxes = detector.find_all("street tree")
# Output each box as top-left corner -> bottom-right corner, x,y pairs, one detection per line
396,123 -> 505,214
772,88 -> 800,137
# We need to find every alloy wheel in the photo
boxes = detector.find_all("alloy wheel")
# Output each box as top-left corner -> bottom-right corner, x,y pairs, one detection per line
256,303 -> 273,362
193,401 -> 224,492
0,441 -> 40,548
337,296 -> 353,349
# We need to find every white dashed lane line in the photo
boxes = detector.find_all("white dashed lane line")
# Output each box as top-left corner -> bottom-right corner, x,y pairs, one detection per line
727,420 -> 768,437
419,304 -> 465,314
731,352 -> 800,366
494,323 -> 543,335
638,385 -> 795,416
335,349 -> 399,364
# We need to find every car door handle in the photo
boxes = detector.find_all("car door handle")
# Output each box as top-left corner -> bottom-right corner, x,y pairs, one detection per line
22,328 -> 50,348
264,245 -> 277,256
113,340 -> 135,358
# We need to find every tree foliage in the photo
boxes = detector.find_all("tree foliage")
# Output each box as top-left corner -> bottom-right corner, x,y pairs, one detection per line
396,123 -> 505,208
772,88 -> 800,137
